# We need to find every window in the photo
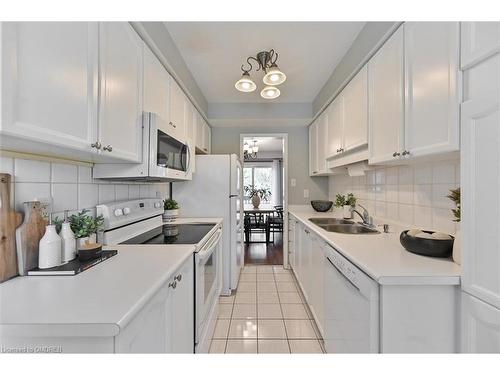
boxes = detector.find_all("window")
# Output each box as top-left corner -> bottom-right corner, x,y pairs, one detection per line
243,165 -> 272,203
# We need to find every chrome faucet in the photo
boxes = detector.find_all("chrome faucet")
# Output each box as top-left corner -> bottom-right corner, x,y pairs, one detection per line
350,204 -> 375,228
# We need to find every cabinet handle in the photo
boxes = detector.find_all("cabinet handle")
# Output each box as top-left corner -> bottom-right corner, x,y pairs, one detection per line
304,229 -> 310,234
169,121 -> 177,128
168,280 -> 177,289
392,152 -> 401,157
402,150 -> 410,156
174,274 -> 182,282
91,142 -> 101,150
103,145 -> 113,152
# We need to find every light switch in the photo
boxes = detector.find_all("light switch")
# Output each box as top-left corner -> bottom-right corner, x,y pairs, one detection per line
303,189 -> 309,198
291,178 -> 296,187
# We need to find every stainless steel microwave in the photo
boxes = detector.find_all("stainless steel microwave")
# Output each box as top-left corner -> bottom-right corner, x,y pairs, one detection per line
93,112 -> 193,181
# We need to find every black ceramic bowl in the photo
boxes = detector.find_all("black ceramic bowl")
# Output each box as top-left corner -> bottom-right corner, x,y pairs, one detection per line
78,244 -> 103,261
400,230 -> 454,258
310,200 -> 333,212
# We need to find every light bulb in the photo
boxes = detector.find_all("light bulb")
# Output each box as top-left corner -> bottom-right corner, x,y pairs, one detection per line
260,86 -> 280,99
263,64 -> 286,86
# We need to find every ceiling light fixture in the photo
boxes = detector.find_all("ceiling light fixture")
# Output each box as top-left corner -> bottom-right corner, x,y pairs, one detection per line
244,140 -> 259,160
260,86 -> 281,100
235,71 -> 256,92
235,49 -> 286,99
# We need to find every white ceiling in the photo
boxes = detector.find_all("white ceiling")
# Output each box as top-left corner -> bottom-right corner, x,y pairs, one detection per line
243,137 -> 284,153
164,22 -> 365,104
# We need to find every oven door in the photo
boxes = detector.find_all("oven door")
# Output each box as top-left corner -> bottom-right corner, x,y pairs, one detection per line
195,227 -> 222,344
147,113 -> 193,180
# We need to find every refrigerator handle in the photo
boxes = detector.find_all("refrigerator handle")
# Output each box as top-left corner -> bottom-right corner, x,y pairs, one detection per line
229,194 -> 238,198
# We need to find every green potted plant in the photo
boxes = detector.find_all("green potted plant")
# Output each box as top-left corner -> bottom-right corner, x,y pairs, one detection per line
447,187 -> 461,264
163,198 -> 179,222
68,209 -> 104,250
244,185 -> 271,208
334,193 -> 357,219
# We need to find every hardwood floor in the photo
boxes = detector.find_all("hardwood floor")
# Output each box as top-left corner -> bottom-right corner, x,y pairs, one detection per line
244,232 -> 283,265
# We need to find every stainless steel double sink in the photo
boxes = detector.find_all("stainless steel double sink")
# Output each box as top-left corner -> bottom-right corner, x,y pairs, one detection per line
308,218 -> 380,234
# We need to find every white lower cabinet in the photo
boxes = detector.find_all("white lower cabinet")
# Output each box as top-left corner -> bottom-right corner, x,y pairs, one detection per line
290,213 -> 459,353
461,292 -> 500,353
117,255 -> 194,353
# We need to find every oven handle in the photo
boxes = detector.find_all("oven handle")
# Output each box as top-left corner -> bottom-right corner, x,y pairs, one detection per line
198,228 -> 222,261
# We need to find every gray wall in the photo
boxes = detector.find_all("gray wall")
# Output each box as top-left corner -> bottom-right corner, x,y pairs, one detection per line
211,126 -> 329,205
313,22 -> 400,115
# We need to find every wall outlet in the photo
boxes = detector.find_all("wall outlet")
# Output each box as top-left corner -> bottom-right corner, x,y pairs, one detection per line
291,178 -> 296,187
303,189 -> 309,198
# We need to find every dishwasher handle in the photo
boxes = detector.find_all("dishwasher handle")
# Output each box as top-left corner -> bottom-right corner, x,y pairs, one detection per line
326,256 -> 360,292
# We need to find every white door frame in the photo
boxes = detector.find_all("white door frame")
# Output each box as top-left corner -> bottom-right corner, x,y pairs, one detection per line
240,133 -> 290,268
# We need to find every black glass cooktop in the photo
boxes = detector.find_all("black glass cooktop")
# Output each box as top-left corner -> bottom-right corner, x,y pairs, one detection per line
121,223 -> 216,245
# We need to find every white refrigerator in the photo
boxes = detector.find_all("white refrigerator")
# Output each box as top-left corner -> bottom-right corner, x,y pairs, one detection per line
173,154 -> 244,295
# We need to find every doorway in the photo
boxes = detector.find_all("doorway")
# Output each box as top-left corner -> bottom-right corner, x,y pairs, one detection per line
240,134 -> 288,266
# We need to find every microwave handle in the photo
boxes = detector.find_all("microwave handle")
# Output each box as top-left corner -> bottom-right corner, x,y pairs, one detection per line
186,143 -> 192,174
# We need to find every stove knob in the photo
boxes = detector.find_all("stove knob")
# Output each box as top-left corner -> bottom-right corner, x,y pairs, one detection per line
123,207 -> 131,215
154,202 -> 161,208
114,208 -> 123,217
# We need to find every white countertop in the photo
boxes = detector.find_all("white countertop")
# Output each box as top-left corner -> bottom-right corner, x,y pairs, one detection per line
0,217 -> 222,337
289,208 -> 461,286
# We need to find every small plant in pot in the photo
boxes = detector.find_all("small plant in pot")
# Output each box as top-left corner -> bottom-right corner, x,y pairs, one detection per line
163,198 -> 179,222
447,187 -> 461,264
69,209 -> 104,259
334,193 -> 357,219
244,185 -> 271,208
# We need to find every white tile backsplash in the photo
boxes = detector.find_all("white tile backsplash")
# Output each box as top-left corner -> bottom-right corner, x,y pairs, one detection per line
3,156 -> 170,216
329,158 -> 460,234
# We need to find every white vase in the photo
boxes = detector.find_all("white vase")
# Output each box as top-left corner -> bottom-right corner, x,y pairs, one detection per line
453,227 -> 461,265
163,209 -> 179,222
252,195 -> 261,208
60,222 -> 76,263
343,205 -> 353,219
38,224 -> 62,269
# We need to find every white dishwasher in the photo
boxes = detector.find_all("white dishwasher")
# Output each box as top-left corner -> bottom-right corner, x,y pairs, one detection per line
323,243 -> 379,353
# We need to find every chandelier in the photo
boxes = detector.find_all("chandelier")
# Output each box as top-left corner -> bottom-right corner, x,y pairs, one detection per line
243,140 -> 259,160
235,49 -> 286,100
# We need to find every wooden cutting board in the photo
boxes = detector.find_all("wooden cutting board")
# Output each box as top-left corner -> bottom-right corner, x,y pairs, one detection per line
16,200 -> 47,275
0,173 -> 22,283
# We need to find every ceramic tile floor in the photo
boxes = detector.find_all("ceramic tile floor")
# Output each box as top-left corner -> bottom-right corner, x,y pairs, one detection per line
209,265 -> 325,354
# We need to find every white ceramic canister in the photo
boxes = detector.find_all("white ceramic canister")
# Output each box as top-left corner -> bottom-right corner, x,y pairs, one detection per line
38,219 -> 62,269
60,211 -> 76,263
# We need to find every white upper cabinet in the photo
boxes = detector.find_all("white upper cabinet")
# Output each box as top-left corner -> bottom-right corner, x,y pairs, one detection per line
143,45 -> 170,122
461,53 -> 500,310
316,112 -> 328,174
461,22 -> 500,70
98,22 -> 144,162
342,65 -> 368,152
404,22 -> 460,158
194,114 -> 211,154
308,120 -> 318,176
185,103 -> 196,142
168,78 -> 186,139
1,22 -> 98,155
368,25 -> 405,164
327,94 -> 344,157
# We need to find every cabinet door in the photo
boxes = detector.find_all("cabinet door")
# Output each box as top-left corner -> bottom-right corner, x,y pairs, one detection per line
368,26 -> 405,164
317,112 -> 328,173
185,103 -> 195,142
195,112 -> 204,151
168,257 -> 194,353
143,45 -> 170,122
343,65 -> 368,152
202,121 -> 211,154
206,124 -> 212,154
115,286 -> 169,353
309,234 -> 325,335
461,54 -> 500,309
98,22 -> 143,162
168,78 -> 186,139
462,292 -> 500,353
461,22 -> 500,69
308,121 -> 318,176
327,95 -> 344,157
404,22 -> 460,158
1,22 -> 97,153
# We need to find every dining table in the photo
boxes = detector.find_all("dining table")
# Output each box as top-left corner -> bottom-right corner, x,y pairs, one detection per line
243,204 -> 276,243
